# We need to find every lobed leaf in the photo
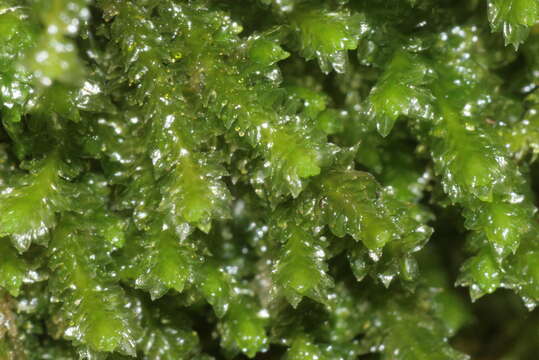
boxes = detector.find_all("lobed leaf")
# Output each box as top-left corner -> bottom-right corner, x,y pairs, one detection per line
0,241 -> 27,296
290,7 -> 367,74
118,223 -> 199,300
271,219 -> 333,307
48,213 -> 139,355
487,0 -> 539,48
0,153 -> 69,252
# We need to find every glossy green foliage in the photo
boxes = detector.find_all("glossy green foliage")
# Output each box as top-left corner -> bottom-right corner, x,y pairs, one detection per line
368,50 -> 433,136
488,0 -> 539,47
118,223 -> 199,300
131,295 -> 204,360
48,204 -> 139,355
0,153 -> 69,252
194,258 -> 269,356
290,6 -> 366,73
355,250 -> 472,360
1,0 -> 539,359
0,241 -> 26,296
271,213 -> 334,307
284,335 -> 328,360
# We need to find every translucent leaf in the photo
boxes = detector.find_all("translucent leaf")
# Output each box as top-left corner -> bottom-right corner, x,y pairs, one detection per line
219,296 -> 269,357
48,214 -> 140,355
360,286 -> 470,360
504,239 -> 539,310
196,261 -> 235,318
24,0 -> 89,86
373,319 -> 469,360
291,8 -> 367,74
317,170 -> 398,252
118,223 -> 199,300
285,86 -> 329,120
368,50 -> 434,137
431,101 -> 515,203
248,35 -> 290,67
457,245 -> 502,301
431,106 -> 535,258
196,260 -> 269,357
159,154 -> 231,234
0,241 -> 26,296
109,2 -> 232,233
463,195 -> 535,258
0,4 -> 36,125
0,153 -> 68,252
499,90 -> 539,159
284,335 -> 328,360
134,296 -> 203,360
259,121 -> 332,198
488,0 -> 538,48
271,220 -> 333,307
425,28 -> 538,261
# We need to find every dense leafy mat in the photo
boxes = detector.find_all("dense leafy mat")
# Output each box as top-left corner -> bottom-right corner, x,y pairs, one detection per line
0,0 -> 538,359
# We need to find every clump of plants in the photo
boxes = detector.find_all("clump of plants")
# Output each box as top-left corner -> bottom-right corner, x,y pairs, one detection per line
1,0 -> 538,359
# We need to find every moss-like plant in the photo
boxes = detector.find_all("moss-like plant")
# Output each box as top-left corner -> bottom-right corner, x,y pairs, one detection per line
0,0 -> 538,359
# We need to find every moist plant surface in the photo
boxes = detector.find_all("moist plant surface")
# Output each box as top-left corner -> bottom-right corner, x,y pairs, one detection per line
0,0 -> 539,359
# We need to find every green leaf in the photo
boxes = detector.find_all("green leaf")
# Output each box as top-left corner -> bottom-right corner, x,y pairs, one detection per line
134,296 -> 203,360
0,4 -> 35,125
197,260 -> 235,318
488,0 -> 539,48
219,295 -> 269,357
0,153 -> 68,252
463,195 -> 535,258
499,90 -> 539,159
457,244 -> 502,301
360,287 -> 470,360
373,319 -> 469,360
424,27 -> 538,262
196,260 -> 269,357
284,335 -> 328,360
347,203 -> 432,286
368,50 -> 434,137
24,0 -> 89,86
431,99 -> 514,204
291,7 -> 367,73
48,214 -> 139,355
118,223 -> 199,300
159,155 -> 231,234
317,170 -> 398,252
248,34 -> 290,67
504,239 -> 539,310
0,241 -> 26,296
285,85 -> 329,120
271,219 -> 333,307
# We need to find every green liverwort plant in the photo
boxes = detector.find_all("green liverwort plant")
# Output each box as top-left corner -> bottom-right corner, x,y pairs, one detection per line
0,0 -> 539,359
